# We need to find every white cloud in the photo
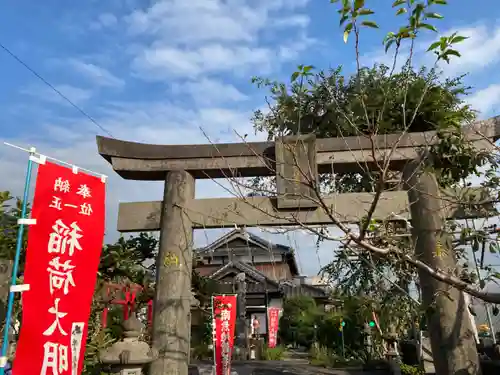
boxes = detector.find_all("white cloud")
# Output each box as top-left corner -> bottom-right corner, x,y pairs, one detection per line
0,0 -> 334,276
171,78 -> 248,106
467,84 -> 500,118
67,59 -> 125,88
90,13 -> 118,30
20,84 -> 93,105
126,0 -> 314,80
435,24 -> 500,76
132,43 -> 279,80
363,22 -> 500,77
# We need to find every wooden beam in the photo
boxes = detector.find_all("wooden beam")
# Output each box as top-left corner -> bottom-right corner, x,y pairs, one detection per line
116,190 -> 496,232
97,117 -> 500,181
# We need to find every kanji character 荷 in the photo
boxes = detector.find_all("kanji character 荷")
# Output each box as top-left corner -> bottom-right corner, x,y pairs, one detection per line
47,257 -> 76,295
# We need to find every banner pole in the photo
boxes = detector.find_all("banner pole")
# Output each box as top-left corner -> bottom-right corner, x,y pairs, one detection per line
0,147 -> 36,373
211,296 -> 216,372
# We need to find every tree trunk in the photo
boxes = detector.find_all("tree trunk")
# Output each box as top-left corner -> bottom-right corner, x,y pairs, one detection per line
150,170 -> 195,375
403,160 -> 481,375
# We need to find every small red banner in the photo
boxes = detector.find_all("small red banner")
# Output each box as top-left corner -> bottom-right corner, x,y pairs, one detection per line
267,307 -> 282,348
13,162 -> 106,375
212,295 -> 237,375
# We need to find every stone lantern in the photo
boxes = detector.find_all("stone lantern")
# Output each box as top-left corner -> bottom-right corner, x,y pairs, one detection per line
99,312 -> 157,375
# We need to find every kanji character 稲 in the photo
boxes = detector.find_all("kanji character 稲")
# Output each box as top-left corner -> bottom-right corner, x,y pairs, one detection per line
43,298 -> 68,336
47,257 -> 76,295
49,196 -> 62,211
79,202 -> 92,216
76,184 -> 92,199
48,219 -> 83,257
54,178 -> 70,193
40,342 -> 68,375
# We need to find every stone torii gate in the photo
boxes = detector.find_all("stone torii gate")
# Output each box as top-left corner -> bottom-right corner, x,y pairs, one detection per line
96,117 -> 499,375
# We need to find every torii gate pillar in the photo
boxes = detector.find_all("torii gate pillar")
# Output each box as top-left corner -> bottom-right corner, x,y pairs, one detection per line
150,170 -> 195,375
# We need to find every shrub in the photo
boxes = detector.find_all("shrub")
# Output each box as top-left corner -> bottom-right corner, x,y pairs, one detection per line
191,344 -> 213,361
263,345 -> 286,360
400,363 -> 424,375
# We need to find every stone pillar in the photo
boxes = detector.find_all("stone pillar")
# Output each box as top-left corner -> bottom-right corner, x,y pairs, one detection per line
99,313 -> 156,374
403,160 -> 480,375
384,327 -> 401,375
363,323 -> 373,359
150,170 -> 195,375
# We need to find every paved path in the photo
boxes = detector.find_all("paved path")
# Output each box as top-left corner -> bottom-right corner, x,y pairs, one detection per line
192,361 -> 374,375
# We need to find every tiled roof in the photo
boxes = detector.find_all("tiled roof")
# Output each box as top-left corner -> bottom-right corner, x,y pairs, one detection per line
196,229 -> 293,254
209,261 -> 279,287
207,261 -> 329,298
195,229 -> 299,275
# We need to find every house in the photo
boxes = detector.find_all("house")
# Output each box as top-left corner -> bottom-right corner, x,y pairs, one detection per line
194,229 -> 334,337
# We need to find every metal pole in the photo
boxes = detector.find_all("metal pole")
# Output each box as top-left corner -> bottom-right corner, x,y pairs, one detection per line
475,240 -> 496,344
341,329 -> 345,359
0,148 -> 35,374
485,305 -> 497,344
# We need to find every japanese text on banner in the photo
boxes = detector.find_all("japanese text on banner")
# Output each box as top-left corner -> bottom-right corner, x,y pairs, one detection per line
212,295 -> 237,375
13,162 -> 105,375
267,307 -> 282,349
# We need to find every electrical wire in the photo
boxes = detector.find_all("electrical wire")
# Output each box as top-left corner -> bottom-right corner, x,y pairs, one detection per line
0,41 -> 114,138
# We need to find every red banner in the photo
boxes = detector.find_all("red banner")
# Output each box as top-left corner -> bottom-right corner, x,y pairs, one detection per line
212,295 -> 237,375
13,162 -> 106,375
267,307 -> 282,348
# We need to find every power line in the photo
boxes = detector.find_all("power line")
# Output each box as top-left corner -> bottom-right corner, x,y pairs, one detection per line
0,41 -> 114,138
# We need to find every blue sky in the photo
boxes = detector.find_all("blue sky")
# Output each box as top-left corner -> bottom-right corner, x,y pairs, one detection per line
1,0 -> 500,277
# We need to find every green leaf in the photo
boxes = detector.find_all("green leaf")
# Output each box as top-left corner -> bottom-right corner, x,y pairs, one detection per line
383,31 -> 395,43
425,12 -> 444,19
396,8 -> 407,15
392,0 -> 405,7
451,35 -> 468,44
291,71 -> 300,83
303,65 -> 314,73
354,0 -> 365,11
358,9 -> 374,15
434,0 -> 448,5
339,14 -> 349,26
385,39 -> 395,53
489,242 -> 499,253
445,49 -> 461,58
427,41 -> 441,51
343,22 -> 353,43
361,20 -> 379,28
419,23 -> 438,32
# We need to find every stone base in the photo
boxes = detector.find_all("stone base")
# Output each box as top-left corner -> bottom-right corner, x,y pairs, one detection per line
190,365 -> 238,375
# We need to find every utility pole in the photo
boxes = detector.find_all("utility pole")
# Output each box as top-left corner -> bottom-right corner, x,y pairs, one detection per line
403,159 -> 481,375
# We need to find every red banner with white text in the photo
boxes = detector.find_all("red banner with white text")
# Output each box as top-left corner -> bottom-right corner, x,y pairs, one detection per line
267,307 -> 282,348
13,161 -> 106,375
212,295 -> 237,375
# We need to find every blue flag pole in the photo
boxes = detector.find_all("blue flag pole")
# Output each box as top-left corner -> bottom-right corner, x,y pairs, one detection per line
0,147 -> 36,373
